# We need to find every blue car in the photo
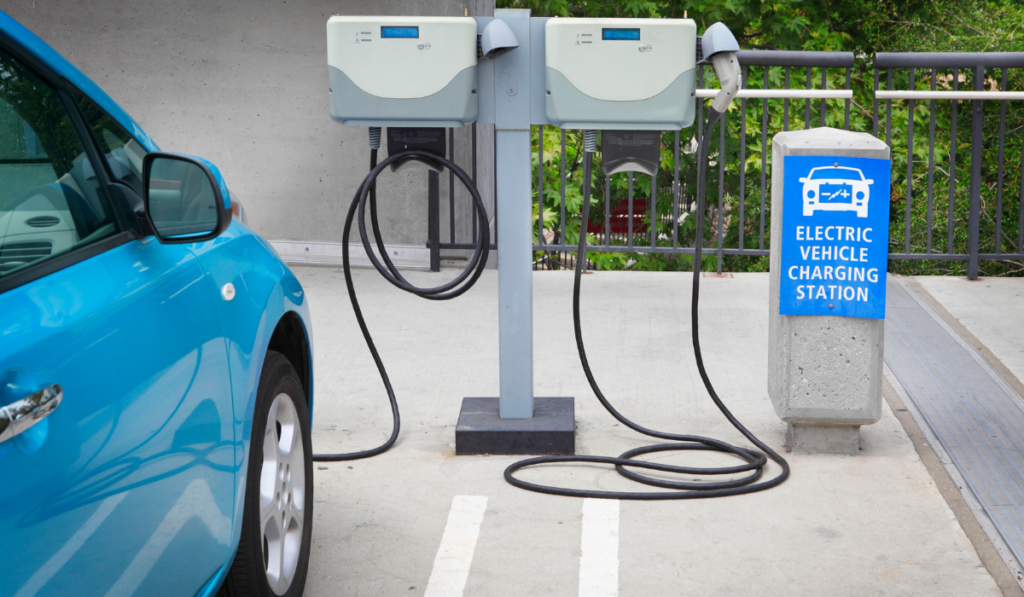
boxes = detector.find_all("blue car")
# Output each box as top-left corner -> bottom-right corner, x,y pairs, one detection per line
0,10 -> 315,597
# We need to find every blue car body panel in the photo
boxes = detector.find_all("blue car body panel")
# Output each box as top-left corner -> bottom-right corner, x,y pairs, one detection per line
0,239 -> 237,596
198,158 -> 235,211
0,9 -> 313,597
185,221 -> 314,563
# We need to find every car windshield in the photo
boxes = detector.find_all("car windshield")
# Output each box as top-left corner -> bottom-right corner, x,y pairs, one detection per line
811,168 -> 862,181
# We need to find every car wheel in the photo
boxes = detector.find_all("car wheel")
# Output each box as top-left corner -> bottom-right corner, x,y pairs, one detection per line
219,351 -> 313,597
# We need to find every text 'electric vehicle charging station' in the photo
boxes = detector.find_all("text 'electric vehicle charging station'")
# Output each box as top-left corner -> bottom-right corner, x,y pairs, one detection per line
779,156 -> 892,319
321,11 -> 789,499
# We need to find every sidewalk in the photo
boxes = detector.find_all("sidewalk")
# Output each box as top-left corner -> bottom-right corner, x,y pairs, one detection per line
299,267 -> 1003,596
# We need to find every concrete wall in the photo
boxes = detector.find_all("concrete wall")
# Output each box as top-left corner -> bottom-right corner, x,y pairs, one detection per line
2,0 -> 495,253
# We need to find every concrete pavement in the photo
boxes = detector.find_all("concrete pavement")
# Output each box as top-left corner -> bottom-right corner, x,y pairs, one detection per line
299,267 -> 1002,596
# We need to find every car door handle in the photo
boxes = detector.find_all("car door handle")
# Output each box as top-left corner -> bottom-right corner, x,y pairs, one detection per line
0,383 -> 63,444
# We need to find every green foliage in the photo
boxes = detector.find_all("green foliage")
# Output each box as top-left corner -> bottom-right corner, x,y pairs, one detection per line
512,0 -> 1024,276
498,0 -> 931,53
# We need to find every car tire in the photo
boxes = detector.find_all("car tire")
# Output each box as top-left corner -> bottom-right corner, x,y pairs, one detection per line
218,350 -> 313,597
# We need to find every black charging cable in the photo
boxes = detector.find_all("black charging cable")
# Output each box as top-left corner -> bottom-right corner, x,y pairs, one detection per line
312,148 -> 490,461
504,110 -> 791,498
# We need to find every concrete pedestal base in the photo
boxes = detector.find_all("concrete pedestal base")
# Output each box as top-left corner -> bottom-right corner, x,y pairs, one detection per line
785,423 -> 861,454
767,128 -> 888,451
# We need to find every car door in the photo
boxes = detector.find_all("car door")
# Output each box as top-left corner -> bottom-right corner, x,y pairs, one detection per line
0,43 -> 236,596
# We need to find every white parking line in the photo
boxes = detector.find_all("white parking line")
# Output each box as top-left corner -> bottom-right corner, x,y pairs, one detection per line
579,498 -> 620,597
424,495 -> 488,597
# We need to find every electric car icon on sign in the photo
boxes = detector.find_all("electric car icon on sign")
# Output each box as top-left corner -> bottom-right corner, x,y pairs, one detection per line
800,165 -> 873,218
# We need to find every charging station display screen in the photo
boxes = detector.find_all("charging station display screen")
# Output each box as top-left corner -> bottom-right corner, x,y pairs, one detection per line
602,28 -> 640,41
381,26 -> 419,39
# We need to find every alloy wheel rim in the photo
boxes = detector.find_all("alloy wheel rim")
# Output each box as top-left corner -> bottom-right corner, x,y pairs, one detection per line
259,392 -> 306,595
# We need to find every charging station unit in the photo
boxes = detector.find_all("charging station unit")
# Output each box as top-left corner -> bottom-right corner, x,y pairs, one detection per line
315,15 -> 495,463
544,18 -> 697,131
326,16 -> 479,128
500,16 -> 790,500
320,11 -> 790,500
544,18 -> 698,186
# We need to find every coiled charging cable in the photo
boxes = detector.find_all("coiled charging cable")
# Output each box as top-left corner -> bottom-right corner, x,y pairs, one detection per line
313,132 -> 491,461
504,110 -> 791,498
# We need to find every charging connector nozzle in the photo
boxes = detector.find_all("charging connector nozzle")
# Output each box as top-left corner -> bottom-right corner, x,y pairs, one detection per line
699,22 -> 742,114
709,52 -> 741,114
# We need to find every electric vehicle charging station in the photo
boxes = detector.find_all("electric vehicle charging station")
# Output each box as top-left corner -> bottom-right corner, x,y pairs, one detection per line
544,18 -> 697,130
498,17 -> 789,499
326,16 -> 480,128
322,10 -> 789,499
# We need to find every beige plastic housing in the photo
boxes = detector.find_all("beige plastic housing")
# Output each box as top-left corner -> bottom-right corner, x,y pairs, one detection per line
544,18 -> 697,130
326,16 -> 479,127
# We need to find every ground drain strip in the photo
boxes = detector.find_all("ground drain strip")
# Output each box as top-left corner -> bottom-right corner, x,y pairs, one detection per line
885,277 -> 1024,583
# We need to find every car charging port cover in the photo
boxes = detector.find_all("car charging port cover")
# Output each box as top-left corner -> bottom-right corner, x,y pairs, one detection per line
387,127 -> 447,172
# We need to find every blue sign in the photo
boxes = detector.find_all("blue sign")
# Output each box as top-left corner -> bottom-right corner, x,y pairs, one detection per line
779,155 -> 891,319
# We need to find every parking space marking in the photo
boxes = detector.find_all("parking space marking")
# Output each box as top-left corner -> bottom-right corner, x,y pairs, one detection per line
423,496 -> 488,597
579,499 -> 619,597
14,492 -> 128,597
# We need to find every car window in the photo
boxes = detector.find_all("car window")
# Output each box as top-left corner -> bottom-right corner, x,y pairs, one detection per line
72,89 -> 147,197
810,168 -> 862,181
0,47 -> 120,279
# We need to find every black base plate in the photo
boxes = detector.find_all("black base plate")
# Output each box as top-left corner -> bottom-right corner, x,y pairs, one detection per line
455,397 -> 575,456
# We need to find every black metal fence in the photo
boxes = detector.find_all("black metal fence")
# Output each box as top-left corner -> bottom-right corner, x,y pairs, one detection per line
427,125 -> 487,272
874,53 -> 1024,279
426,50 -> 1024,279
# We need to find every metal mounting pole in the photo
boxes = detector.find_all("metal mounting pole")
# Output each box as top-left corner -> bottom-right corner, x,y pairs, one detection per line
493,9 -> 534,418
456,11 -> 574,455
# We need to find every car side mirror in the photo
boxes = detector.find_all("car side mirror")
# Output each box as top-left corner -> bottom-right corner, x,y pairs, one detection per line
864,179 -> 874,185
798,177 -> 808,183
142,152 -> 231,243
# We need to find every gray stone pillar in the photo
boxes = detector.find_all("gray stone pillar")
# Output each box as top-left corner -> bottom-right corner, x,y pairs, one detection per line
768,127 -> 889,454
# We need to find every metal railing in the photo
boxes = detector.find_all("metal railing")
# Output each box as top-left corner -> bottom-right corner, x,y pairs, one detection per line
425,50 -> 1024,278
427,124 -> 492,272
528,50 -> 856,272
874,52 -> 1024,279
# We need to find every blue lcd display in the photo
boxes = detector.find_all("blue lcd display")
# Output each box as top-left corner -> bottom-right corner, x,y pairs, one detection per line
602,28 -> 640,41
381,26 -> 419,39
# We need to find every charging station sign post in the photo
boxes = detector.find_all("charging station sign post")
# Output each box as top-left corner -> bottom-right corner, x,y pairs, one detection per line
779,156 -> 892,319
767,128 -> 891,454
